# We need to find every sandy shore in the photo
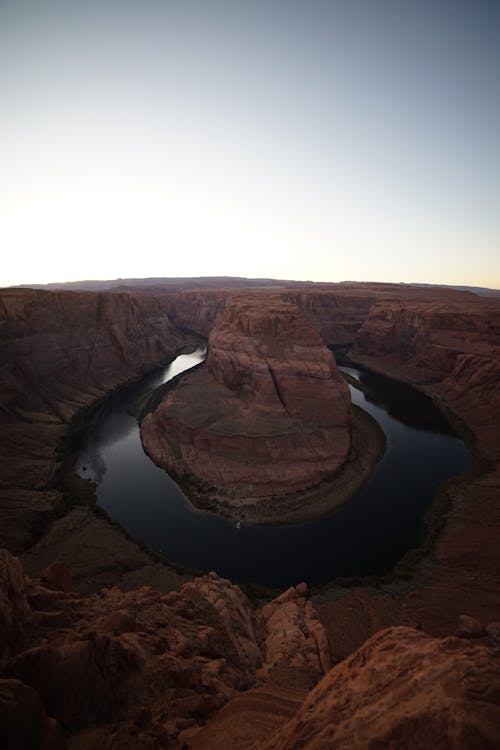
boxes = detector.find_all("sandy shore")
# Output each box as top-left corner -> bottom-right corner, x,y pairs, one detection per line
178,404 -> 387,525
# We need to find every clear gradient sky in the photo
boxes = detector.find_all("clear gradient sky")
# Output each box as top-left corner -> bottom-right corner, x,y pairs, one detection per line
1,0 -> 499,288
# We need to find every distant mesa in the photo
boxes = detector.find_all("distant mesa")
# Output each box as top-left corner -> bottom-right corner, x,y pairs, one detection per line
11,275 -> 500,298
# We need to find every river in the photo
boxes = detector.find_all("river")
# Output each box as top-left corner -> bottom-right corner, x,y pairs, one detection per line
76,347 -> 470,588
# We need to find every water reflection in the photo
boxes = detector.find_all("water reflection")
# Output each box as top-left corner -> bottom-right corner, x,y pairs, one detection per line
341,365 -> 453,434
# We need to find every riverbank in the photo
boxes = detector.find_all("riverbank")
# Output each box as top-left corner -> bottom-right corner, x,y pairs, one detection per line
158,402 -> 386,525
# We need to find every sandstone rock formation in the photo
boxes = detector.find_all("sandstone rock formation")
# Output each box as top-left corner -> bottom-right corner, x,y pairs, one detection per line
0,550 -> 31,666
164,289 -> 230,337
257,626 -> 500,750
188,683 -> 308,750
150,282 -> 500,674
0,549 -> 328,749
160,281 -> 475,346
257,584 -> 331,689
3,549 -> 499,749
141,298 -> 351,516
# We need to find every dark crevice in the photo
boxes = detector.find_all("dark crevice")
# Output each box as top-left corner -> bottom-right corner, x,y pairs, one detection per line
267,363 -> 291,418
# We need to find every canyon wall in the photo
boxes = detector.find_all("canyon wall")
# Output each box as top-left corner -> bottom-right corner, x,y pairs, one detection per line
0,288 -> 181,424
0,549 -> 330,749
313,295 -> 500,664
353,299 -> 500,458
162,289 -> 229,337
161,282 -> 475,346
0,288 -> 184,573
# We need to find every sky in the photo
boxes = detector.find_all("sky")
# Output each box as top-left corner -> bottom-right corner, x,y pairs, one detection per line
1,0 -> 499,288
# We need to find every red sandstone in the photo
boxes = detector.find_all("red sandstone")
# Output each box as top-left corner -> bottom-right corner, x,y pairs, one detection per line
141,298 -> 351,512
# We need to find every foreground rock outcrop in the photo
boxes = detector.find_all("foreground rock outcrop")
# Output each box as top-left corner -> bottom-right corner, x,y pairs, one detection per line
141,298 -> 352,519
2,549 -> 499,750
0,549 -> 328,749
256,625 -> 500,750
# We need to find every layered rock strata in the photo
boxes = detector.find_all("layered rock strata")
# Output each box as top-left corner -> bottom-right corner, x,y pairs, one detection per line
353,299 -> 500,456
161,282 -> 475,348
141,299 -> 352,516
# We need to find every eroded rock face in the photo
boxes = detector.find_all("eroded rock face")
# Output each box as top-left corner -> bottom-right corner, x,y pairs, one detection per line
20,506 -> 190,596
141,299 -> 351,510
161,281 -> 475,348
0,287 -> 182,557
206,301 -> 350,429
188,684 -> 308,750
164,289 -> 230,337
353,300 -> 500,397
257,585 -> 331,689
0,288 -> 182,429
257,626 -> 500,750
0,550 -> 328,748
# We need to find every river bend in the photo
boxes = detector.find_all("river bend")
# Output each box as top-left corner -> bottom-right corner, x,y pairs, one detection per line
76,348 -> 470,588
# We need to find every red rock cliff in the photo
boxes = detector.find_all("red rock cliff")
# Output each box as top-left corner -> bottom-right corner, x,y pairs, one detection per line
314,295 -> 500,666
0,549 -> 329,749
163,289 -> 229,337
0,287 -> 182,554
255,625 -> 500,750
353,299 -> 500,460
161,282 -> 475,347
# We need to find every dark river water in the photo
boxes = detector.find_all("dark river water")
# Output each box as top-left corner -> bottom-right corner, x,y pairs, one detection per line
76,348 -> 470,588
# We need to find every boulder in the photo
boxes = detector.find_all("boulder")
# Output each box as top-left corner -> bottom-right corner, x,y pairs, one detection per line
257,626 -> 500,750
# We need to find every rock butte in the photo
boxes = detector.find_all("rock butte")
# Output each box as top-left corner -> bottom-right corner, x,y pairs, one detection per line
140,298 -> 352,512
1,279 -> 499,747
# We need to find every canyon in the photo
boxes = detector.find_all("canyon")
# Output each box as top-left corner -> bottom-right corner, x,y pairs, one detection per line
1,280 -> 499,748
